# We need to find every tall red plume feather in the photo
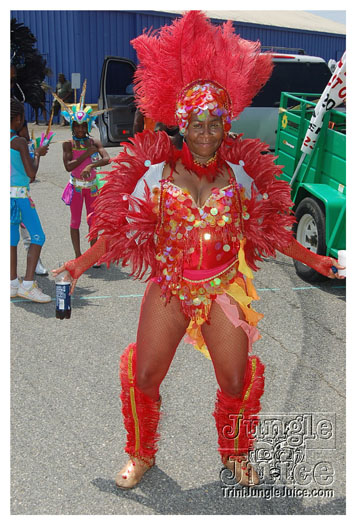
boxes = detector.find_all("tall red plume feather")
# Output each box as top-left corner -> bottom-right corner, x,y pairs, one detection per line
131,11 -> 273,125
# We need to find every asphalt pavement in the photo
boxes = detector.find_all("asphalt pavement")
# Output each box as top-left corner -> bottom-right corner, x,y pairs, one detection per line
10,123 -> 346,515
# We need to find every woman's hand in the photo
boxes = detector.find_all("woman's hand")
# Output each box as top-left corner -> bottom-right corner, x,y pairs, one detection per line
328,258 -> 346,279
52,264 -> 78,295
35,144 -> 49,157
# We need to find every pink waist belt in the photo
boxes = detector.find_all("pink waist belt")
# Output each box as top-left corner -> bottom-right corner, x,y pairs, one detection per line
182,256 -> 241,283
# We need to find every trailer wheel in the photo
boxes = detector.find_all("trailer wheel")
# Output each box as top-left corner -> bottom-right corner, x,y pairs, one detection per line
293,197 -> 327,282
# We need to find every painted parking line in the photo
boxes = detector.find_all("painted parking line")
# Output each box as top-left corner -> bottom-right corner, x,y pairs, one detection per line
10,286 -> 345,304
292,285 -> 346,290
256,288 -> 280,292
79,293 -> 145,300
10,293 -> 145,303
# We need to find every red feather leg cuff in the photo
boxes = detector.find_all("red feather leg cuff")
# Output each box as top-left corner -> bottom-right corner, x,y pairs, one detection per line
214,355 -> 265,456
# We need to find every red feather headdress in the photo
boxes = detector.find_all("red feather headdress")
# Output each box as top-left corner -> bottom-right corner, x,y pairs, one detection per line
131,10 -> 273,127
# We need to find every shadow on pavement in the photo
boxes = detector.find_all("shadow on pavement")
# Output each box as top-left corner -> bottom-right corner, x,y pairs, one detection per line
10,280 -> 105,318
10,262 -> 137,318
263,257 -> 346,301
92,468 -> 346,515
84,264 -> 133,282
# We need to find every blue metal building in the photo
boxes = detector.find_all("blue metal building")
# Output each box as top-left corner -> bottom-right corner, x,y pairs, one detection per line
10,10 -> 346,122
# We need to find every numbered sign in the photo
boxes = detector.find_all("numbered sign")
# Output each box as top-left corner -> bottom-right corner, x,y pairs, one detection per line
301,52 -> 346,155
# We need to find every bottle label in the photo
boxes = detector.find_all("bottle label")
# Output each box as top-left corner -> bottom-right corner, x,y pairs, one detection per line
56,283 -> 71,311
28,141 -> 35,159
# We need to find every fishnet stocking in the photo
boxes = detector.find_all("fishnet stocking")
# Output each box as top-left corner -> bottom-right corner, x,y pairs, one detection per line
135,281 -> 250,402
202,298 -> 248,398
135,281 -> 190,400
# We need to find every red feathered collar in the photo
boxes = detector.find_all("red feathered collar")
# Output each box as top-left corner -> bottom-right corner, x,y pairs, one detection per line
173,141 -> 225,182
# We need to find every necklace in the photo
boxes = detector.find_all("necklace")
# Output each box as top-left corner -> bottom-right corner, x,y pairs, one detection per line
72,135 -> 89,146
193,152 -> 217,168
179,141 -> 224,181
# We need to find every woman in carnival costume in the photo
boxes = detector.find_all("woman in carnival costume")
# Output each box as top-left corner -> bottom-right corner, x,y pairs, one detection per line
53,81 -> 110,259
53,12 -> 344,488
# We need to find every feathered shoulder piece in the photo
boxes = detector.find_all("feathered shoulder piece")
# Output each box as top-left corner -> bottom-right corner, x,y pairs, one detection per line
220,136 -> 296,270
89,130 -> 173,280
131,10 -> 273,126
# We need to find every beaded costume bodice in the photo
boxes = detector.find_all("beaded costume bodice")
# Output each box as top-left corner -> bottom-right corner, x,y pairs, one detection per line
155,179 -> 245,271
152,171 -> 251,319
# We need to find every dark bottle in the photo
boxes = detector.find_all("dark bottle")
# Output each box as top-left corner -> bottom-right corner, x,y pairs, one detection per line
55,267 -> 71,320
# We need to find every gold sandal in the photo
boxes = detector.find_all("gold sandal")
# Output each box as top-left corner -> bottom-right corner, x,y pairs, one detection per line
223,455 -> 259,486
115,456 -> 154,489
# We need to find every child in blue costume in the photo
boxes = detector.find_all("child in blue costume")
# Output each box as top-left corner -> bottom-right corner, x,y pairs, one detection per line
10,98 -> 50,302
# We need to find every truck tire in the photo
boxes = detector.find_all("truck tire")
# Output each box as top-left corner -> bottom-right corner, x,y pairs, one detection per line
293,197 -> 327,282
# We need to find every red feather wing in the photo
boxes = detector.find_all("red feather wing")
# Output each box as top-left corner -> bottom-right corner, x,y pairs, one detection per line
220,137 -> 295,270
89,130 -> 173,280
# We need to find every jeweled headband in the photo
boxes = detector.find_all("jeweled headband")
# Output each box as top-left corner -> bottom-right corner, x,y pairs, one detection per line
176,80 -> 232,135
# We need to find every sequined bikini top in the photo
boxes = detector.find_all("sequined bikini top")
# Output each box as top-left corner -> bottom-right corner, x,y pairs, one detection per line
154,167 -> 246,273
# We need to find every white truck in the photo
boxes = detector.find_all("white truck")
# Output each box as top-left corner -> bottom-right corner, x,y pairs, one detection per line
230,53 -> 332,150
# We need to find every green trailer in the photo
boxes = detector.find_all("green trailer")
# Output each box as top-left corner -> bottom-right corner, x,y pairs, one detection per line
275,92 -> 346,281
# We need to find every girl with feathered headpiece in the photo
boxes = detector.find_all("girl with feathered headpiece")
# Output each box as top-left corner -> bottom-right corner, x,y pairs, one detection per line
53,11 -> 344,489
52,80 -> 111,259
